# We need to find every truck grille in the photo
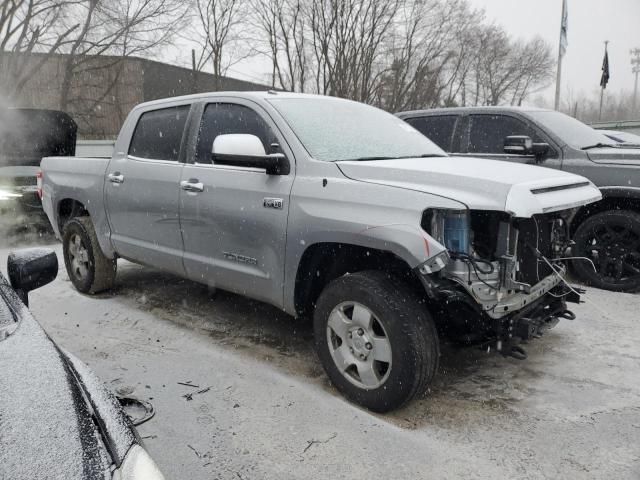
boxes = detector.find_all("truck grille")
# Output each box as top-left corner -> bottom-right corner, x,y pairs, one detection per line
516,215 -> 557,286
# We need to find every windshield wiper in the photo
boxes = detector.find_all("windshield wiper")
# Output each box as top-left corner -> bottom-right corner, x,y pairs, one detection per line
581,143 -> 616,150
349,156 -> 398,161
347,153 -> 446,161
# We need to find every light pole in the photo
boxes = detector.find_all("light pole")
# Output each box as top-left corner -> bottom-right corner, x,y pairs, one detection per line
632,48 -> 640,118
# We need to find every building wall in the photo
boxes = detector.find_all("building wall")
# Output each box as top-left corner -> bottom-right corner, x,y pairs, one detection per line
1,53 -> 271,139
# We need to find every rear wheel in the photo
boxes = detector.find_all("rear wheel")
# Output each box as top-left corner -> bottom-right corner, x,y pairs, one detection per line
62,217 -> 117,294
572,210 -> 640,292
314,271 -> 439,412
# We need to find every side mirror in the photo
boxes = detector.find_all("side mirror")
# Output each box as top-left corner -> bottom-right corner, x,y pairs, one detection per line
504,135 -> 533,155
212,134 -> 290,175
504,135 -> 550,161
7,248 -> 58,306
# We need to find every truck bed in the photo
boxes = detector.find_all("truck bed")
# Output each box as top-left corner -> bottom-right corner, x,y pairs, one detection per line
40,156 -> 111,239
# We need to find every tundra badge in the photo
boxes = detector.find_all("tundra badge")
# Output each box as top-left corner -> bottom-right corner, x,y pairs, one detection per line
223,252 -> 258,266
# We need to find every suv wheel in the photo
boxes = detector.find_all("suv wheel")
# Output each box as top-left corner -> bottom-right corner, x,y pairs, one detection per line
62,217 -> 117,294
572,210 -> 640,292
313,271 -> 439,412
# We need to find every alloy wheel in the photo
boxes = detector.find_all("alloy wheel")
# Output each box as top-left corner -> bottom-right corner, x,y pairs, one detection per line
68,233 -> 90,281
582,222 -> 640,283
326,301 -> 392,390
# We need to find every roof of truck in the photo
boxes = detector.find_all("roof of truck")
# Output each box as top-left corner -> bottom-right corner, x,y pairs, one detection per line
135,91 -> 341,110
396,106 -> 553,117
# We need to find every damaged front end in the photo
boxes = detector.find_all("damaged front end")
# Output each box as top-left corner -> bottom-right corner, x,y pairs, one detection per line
417,208 -> 582,359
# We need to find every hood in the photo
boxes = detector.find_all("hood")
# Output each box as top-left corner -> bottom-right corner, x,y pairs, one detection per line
0,278 -> 135,479
337,156 -> 602,217
586,147 -> 640,165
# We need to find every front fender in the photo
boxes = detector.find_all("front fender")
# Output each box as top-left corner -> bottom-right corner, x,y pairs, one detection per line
281,166 -> 467,315
349,223 -> 446,267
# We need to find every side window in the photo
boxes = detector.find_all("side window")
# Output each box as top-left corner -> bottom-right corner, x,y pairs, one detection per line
195,103 -> 277,164
468,115 -> 541,154
129,105 -> 190,161
405,115 -> 457,151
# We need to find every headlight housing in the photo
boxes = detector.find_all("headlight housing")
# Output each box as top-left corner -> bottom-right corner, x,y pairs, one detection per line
112,445 -> 165,480
422,208 -> 470,254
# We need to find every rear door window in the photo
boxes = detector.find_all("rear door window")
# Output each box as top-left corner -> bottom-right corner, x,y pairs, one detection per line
468,114 -> 541,154
129,105 -> 190,161
195,103 -> 277,164
405,115 -> 457,151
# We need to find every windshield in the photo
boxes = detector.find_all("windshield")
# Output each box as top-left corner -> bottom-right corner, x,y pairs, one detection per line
527,110 -> 614,150
268,97 -> 446,162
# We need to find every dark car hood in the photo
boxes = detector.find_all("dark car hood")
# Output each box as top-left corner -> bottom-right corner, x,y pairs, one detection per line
586,147 -> 640,165
0,279 -> 135,479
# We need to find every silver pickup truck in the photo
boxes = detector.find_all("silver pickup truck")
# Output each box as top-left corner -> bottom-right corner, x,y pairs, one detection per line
41,92 -> 601,412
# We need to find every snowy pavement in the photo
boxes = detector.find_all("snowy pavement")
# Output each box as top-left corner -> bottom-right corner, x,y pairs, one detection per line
2,236 -> 639,479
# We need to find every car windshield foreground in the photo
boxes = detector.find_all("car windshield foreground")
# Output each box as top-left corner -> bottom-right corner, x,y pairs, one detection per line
0,249 -> 164,480
268,96 -> 447,161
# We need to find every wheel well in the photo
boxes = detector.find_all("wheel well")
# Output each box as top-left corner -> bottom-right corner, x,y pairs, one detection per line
293,242 -> 424,317
571,196 -> 640,234
58,199 -> 88,231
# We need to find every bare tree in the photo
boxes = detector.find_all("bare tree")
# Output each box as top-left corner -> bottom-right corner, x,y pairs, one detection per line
507,37 -> 555,106
3,0 -> 557,119
189,0 -> 250,89
379,0 -> 480,111
246,0 -> 553,109
58,0 -> 187,113
250,0 -> 307,91
308,0 -> 400,102
0,0 -> 78,100
465,25 -> 554,106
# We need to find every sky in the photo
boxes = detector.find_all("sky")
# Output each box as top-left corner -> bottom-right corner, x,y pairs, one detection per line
468,0 -> 640,102
174,0 -> 640,105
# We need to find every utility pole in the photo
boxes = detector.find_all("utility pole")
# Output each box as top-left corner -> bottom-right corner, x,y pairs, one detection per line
191,49 -> 197,94
632,48 -> 640,118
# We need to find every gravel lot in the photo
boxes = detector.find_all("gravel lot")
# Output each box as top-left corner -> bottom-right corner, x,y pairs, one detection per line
2,230 -> 639,480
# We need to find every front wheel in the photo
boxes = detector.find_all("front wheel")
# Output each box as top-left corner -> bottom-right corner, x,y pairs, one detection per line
313,271 -> 439,413
572,210 -> 640,292
62,217 -> 117,294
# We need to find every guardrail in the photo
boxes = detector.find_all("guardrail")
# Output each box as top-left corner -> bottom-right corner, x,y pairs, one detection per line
590,120 -> 640,134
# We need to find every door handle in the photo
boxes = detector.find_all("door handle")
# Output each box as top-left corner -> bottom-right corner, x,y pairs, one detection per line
108,172 -> 124,184
180,179 -> 204,192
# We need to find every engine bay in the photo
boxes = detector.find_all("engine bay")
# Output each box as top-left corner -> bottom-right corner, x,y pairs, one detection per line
422,208 -> 578,319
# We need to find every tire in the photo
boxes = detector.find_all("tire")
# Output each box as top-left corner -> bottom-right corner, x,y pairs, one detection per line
572,210 -> 640,292
62,217 -> 117,294
313,270 -> 439,413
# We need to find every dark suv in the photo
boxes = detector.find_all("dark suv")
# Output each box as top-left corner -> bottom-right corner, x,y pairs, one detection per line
397,107 -> 640,292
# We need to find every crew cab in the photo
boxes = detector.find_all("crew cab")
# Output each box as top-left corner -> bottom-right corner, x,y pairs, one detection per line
397,107 -> 640,292
41,92 -> 601,412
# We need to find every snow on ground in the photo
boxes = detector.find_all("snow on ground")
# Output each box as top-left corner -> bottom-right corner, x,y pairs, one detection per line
2,235 -> 639,479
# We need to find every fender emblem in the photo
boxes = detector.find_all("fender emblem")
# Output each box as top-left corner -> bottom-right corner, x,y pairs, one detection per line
263,197 -> 283,209
223,252 -> 258,266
